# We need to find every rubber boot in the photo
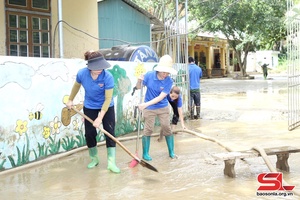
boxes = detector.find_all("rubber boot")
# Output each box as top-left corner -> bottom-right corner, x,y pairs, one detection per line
87,146 -> 99,169
142,136 -> 152,161
196,106 -> 201,119
107,147 -> 121,173
165,135 -> 176,159
190,107 -> 194,120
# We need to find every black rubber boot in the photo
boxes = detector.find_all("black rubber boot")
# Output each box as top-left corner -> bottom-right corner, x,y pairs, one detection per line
190,107 -> 194,120
196,106 -> 201,119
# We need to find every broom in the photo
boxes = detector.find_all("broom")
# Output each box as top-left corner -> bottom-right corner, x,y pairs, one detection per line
71,106 -> 158,173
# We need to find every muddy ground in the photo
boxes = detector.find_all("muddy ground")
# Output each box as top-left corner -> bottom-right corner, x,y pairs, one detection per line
1,72 -> 300,200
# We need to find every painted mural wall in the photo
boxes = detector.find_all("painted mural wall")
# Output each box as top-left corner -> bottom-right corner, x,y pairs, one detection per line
0,56 -> 189,171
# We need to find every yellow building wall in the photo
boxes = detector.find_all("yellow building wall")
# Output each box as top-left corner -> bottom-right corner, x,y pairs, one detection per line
0,2 -> 5,55
193,45 -> 207,66
0,1 -> 98,58
188,37 -> 230,77
52,0 -> 99,58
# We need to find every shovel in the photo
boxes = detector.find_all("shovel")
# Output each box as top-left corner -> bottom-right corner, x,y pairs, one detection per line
61,104 -> 83,126
129,83 -> 144,168
70,106 -> 158,173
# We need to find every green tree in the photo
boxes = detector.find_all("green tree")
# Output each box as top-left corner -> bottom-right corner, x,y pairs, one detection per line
131,0 -> 187,56
189,0 -> 287,77
108,65 -> 131,135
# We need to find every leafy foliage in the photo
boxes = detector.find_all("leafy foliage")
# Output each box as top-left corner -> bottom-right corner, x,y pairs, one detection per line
8,133 -> 31,167
0,159 -> 6,170
130,0 -> 188,56
33,143 -> 49,160
62,136 -> 76,151
189,0 -> 287,76
48,135 -> 60,154
75,123 -> 86,147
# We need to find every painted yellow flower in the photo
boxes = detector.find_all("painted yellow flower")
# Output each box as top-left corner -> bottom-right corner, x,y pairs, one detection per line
134,62 -> 146,78
42,126 -> 51,139
62,95 -> 69,104
72,118 -> 79,130
15,120 -> 28,136
49,116 -> 62,134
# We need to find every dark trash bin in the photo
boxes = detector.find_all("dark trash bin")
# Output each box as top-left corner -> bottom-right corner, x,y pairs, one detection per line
99,45 -> 158,63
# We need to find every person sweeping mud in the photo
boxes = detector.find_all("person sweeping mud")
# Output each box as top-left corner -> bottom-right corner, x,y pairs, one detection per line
66,50 -> 120,173
135,55 -> 177,160
157,86 -> 186,142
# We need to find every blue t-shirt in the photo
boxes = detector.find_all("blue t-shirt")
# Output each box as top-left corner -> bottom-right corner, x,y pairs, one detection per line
189,63 -> 203,90
143,71 -> 173,110
76,68 -> 114,109
167,94 -> 183,108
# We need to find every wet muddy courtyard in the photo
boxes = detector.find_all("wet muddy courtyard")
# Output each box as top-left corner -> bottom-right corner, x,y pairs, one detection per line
1,73 -> 300,200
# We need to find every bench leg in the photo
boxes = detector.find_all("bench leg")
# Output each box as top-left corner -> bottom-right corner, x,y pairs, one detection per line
276,153 -> 290,172
224,159 -> 236,178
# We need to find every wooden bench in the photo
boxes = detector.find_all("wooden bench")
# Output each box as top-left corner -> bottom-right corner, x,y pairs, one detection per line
212,146 -> 300,178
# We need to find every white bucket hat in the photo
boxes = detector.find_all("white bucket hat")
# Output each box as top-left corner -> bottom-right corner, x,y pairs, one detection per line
154,55 -> 177,75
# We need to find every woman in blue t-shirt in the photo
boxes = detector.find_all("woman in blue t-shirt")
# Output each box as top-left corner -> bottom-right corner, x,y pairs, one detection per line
135,55 -> 178,161
66,50 -> 120,173
157,86 -> 186,142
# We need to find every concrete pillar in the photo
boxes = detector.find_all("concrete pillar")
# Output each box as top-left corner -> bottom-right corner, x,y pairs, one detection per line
226,44 -> 231,74
190,42 -> 195,60
232,50 -> 236,71
221,46 -> 226,76
207,45 -> 213,78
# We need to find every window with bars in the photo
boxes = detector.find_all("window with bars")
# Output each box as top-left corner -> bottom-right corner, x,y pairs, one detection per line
5,0 -> 51,57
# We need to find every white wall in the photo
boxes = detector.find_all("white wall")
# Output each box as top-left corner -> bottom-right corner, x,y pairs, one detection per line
0,56 -> 188,171
246,51 -> 280,72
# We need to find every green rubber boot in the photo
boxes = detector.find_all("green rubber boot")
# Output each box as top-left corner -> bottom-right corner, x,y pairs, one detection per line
165,135 -> 176,159
107,147 -> 121,173
142,136 -> 152,161
87,146 -> 99,169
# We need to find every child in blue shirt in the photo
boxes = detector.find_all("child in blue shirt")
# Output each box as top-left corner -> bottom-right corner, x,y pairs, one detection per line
158,86 -> 186,142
